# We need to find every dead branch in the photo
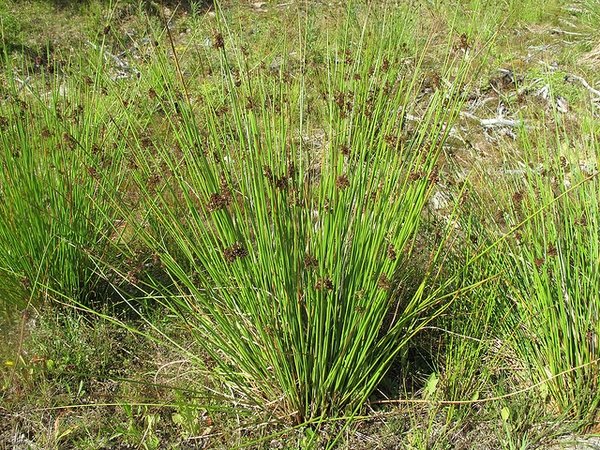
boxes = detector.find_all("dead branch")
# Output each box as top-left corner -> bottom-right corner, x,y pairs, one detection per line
460,111 -> 524,128
565,74 -> 600,99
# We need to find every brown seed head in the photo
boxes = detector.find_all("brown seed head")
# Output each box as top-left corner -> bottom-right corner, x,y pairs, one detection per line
275,177 -> 288,190
428,72 -> 441,89
207,192 -> 230,212
86,166 -> 100,180
63,133 -> 77,149
304,254 -> 318,269
385,134 -> 398,147
534,257 -> 545,268
334,91 -> 345,110
287,163 -> 296,178
315,277 -> 333,291
213,33 -> 225,50
151,253 -> 162,266
126,269 -> 139,285
224,242 -> 247,263
409,171 -> 425,181
560,155 -> 568,168
512,191 -> 524,205
381,58 -> 390,72
147,174 -> 161,191
344,49 -> 354,65
429,168 -> 439,184
457,33 -> 470,51
378,274 -> 391,290
263,166 -> 275,184
335,175 -> 350,190
21,277 -> 31,290
459,189 -> 469,206
387,244 -> 397,261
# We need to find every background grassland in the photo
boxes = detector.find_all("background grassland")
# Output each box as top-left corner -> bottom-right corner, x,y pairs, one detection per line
1,0 -> 600,448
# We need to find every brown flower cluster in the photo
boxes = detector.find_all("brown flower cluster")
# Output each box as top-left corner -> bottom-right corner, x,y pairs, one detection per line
147,174 -> 161,193
534,257 -> 545,268
512,191 -> 524,205
208,192 -> 230,211
429,168 -> 439,184
408,170 -> 426,181
304,254 -> 318,269
63,132 -> 77,150
223,242 -> 247,263
381,57 -> 390,72
387,244 -> 397,261
263,164 -> 295,190
315,277 -> 333,291
335,175 -> 350,190
334,91 -> 353,117
213,33 -> 224,50
207,176 -> 233,212
86,166 -> 100,180
455,33 -> 470,52
378,274 -> 391,290
534,244 -> 559,268
385,134 -> 399,147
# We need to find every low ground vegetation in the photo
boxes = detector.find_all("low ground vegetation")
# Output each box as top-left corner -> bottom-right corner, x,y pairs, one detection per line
1,0 -> 600,448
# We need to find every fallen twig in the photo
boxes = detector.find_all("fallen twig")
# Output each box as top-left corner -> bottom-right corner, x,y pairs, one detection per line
460,111 -> 524,128
550,28 -> 585,36
565,73 -> 600,99
14,76 -> 32,93
86,41 -> 141,80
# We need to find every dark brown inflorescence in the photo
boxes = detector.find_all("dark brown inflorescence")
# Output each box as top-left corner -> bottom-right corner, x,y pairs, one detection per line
207,192 -> 230,212
512,191 -> 524,205
534,257 -> 545,268
304,254 -> 318,269
387,244 -> 397,261
264,165 -> 293,190
224,242 -> 248,263
213,33 -> 225,50
408,170 -> 426,181
377,274 -> 392,290
207,176 -> 233,212
315,277 -> 333,291
335,174 -> 350,190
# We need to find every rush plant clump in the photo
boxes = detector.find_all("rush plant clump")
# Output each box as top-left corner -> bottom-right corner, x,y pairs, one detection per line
114,8 -> 472,423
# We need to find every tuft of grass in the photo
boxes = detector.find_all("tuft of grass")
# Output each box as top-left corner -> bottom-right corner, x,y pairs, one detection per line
0,52 -> 129,310
108,5 -> 475,424
3,0 -> 600,446
469,120 -> 600,426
